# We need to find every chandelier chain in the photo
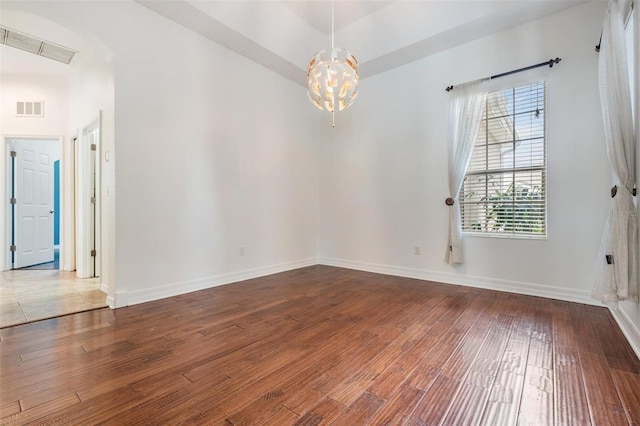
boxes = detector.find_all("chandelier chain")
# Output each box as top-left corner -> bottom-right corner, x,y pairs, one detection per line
332,1 -> 335,50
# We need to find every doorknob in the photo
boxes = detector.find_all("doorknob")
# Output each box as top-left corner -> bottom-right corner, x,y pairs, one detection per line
49,210 -> 54,214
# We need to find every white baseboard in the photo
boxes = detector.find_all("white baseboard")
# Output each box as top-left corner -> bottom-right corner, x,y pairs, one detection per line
109,291 -> 128,309
609,305 -> 640,360
106,254 -> 640,360
106,295 -> 116,309
318,257 -> 599,306
124,257 -> 318,306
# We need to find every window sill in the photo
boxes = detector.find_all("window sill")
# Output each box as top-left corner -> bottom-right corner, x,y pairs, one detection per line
462,231 -> 547,241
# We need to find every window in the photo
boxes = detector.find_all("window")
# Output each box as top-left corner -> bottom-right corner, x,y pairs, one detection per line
461,82 -> 546,237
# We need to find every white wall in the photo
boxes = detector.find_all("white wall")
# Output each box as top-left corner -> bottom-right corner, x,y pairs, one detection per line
319,2 -> 610,301
106,2 -> 318,306
0,75 -> 69,137
0,74 -> 67,270
2,1 -> 320,306
67,48 -> 115,294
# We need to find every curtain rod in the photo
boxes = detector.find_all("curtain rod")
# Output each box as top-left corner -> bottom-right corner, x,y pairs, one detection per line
445,57 -> 562,92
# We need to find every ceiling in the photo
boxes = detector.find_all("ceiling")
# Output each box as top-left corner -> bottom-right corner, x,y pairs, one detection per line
137,0 -> 589,86
0,9 -> 87,77
0,1 -> 589,83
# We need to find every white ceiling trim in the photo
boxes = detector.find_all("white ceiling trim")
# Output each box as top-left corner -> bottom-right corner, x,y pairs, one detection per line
136,0 -> 590,87
137,0 -> 307,86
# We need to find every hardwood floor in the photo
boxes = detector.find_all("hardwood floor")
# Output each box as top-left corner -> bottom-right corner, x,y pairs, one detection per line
1,265 -> 639,425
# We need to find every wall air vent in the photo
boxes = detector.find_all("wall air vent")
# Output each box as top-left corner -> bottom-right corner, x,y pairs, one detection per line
17,101 -> 44,117
0,26 -> 77,64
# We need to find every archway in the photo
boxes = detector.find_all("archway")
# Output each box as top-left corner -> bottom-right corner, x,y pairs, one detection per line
0,7 -> 116,318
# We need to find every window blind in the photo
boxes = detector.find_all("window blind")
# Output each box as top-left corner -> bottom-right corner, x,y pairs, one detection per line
461,81 -> 546,236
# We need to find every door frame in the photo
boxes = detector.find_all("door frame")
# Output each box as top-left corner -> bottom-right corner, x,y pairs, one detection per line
75,114 -> 101,278
2,135 -> 62,270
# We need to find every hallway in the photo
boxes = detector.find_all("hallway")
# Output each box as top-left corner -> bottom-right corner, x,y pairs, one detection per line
0,269 -> 106,328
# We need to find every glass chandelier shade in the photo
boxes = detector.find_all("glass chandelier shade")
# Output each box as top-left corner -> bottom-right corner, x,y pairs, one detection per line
307,47 -> 359,113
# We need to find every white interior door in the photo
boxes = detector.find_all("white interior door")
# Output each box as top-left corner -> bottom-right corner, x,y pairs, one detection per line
76,115 -> 101,278
11,138 -> 57,268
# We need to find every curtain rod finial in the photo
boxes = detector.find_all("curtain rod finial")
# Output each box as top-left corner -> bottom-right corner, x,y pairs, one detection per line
549,57 -> 561,67
445,85 -> 453,92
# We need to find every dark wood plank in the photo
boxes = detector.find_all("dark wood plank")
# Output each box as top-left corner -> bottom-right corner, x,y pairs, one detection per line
293,397 -> 345,426
407,295 -> 504,424
568,303 -> 596,341
554,346 -> 591,426
18,388 -> 138,425
369,384 -> 424,425
0,400 -> 21,419
0,266 -> 636,425
549,299 -> 592,426
577,343 -> 628,425
367,362 -> 410,400
0,393 -> 80,425
367,294 -> 478,399
328,391 -> 384,425
516,300 -> 555,426
408,374 -> 461,424
479,317 -> 531,425
550,300 -> 578,351
517,364 -> 554,426
611,369 -> 640,424
406,306 -> 495,391
327,322 -> 411,405
527,301 -> 554,370
587,307 -> 639,373
97,386 -> 195,425
441,314 -> 513,425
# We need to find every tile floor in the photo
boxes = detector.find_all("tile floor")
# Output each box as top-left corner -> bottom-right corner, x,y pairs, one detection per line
0,270 -> 107,328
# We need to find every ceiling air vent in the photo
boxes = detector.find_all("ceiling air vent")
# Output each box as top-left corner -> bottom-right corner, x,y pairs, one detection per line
17,101 -> 44,117
0,26 -> 77,64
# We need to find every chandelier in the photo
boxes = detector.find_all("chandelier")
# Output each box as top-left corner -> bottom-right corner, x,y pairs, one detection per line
307,2 -> 359,127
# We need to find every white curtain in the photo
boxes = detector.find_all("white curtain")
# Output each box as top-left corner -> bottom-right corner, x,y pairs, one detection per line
592,0 -> 639,303
446,80 -> 489,264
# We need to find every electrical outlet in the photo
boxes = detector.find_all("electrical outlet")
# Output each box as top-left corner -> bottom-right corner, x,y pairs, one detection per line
414,246 -> 421,255
239,247 -> 245,256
